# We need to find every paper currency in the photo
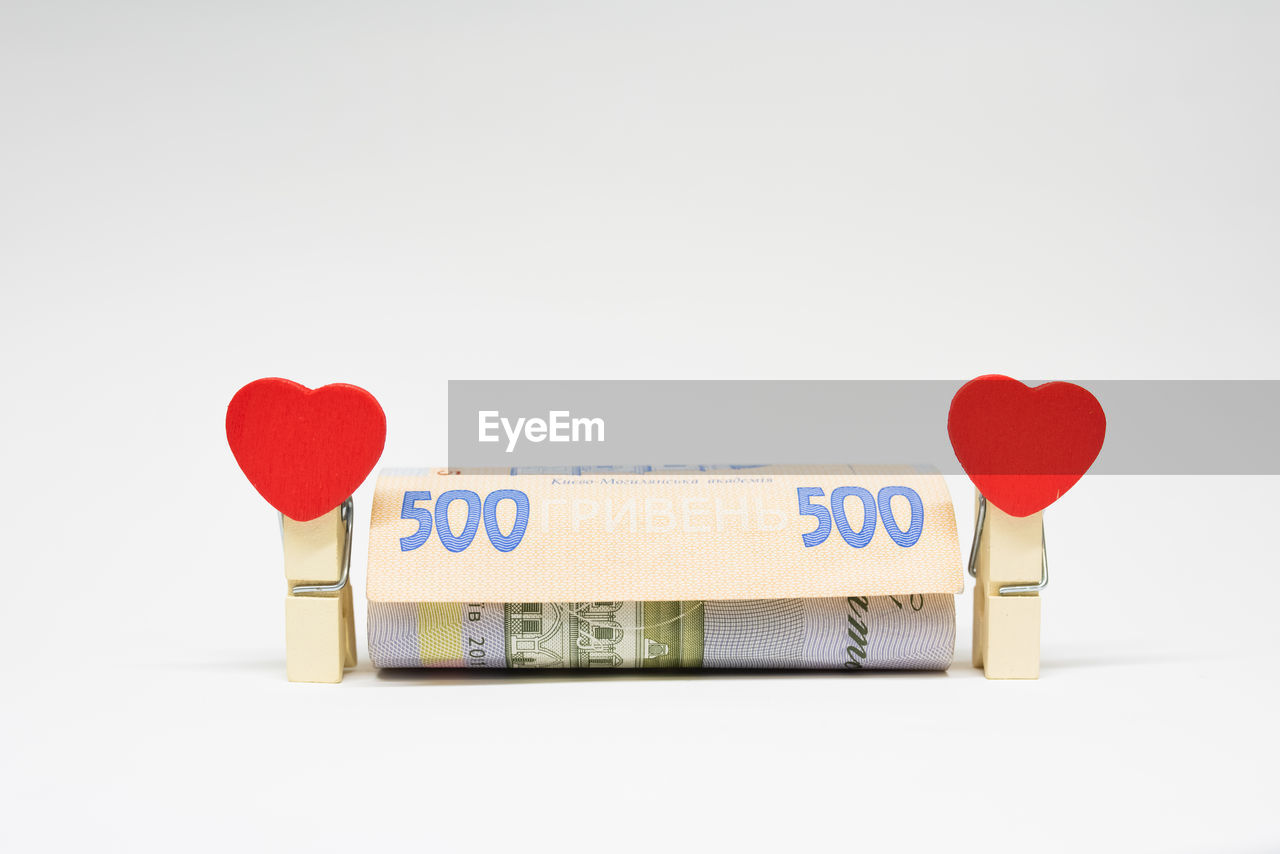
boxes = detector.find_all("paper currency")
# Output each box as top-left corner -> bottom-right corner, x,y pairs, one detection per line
368,465 -> 964,603
369,594 -> 954,670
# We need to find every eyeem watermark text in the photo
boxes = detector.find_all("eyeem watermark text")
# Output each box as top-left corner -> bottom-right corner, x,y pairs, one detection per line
478,410 -> 606,453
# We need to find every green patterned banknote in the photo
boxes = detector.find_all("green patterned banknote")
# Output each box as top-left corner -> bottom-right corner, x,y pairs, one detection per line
369,595 -> 954,670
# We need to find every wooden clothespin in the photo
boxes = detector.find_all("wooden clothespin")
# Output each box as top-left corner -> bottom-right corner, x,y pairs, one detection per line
966,494 -> 1047,678
226,378 -> 387,683
948,375 -> 1106,680
280,498 -> 356,682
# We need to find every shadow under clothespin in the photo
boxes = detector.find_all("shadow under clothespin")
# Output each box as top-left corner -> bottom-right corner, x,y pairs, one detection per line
948,375 -> 1106,680
226,377 -> 387,683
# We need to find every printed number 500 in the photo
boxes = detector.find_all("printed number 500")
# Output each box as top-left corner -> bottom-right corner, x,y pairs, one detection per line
399,489 -> 531,553
796,486 -> 924,548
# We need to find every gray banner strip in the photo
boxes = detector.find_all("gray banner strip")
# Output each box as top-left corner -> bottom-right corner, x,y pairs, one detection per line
447,381 -> 1280,474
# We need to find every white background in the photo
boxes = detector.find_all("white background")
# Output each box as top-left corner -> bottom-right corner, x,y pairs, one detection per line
3,2 -> 1278,852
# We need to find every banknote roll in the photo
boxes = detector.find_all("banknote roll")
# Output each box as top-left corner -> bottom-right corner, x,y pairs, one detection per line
367,466 -> 964,670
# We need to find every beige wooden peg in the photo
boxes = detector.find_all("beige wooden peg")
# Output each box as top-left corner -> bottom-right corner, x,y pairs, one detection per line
970,491 -> 1044,679
281,498 -> 356,683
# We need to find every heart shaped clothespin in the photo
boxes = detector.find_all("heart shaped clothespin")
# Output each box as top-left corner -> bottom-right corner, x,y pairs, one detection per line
225,377 -> 386,683
947,375 -> 1106,680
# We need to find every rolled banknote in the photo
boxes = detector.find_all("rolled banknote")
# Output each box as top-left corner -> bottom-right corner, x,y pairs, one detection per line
367,465 -> 962,670
369,595 -> 955,670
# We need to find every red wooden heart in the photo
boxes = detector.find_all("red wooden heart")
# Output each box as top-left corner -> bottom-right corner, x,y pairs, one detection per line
947,375 -> 1105,517
226,378 -> 387,521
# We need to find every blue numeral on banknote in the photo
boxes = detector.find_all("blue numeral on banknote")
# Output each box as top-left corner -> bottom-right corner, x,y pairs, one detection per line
400,489 -> 531,553
797,486 -> 923,549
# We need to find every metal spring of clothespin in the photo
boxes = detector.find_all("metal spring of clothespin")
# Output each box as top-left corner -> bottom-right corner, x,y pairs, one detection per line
967,494 -> 1048,595
284,497 -> 353,595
